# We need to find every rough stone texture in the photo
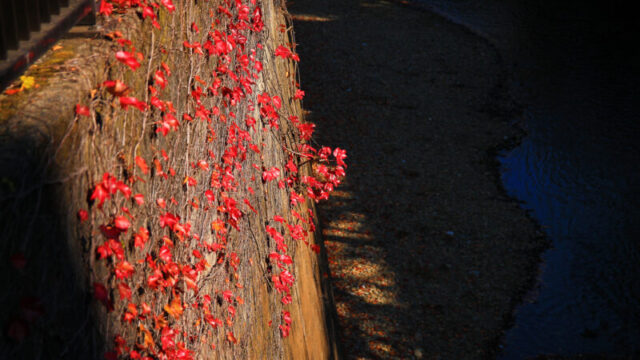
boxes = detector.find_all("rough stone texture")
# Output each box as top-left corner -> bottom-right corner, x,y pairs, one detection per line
0,1 -> 339,358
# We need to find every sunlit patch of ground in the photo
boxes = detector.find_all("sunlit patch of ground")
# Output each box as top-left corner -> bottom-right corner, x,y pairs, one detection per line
320,192 -> 411,358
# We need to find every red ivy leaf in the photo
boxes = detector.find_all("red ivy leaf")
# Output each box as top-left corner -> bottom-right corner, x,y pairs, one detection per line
293,88 -> 305,100
133,193 -> 144,205
262,167 -> 280,182
119,96 -> 147,112
75,104 -> 90,117
117,282 -> 132,300
160,0 -> 175,12
77,209 -> 89,222
114,216 -> 130,231
204,190 -> 215,204
159,245 -> 172,263
153,69 -> 167,89
115,51 -> 141,71
90,184 -> 109,208
98,0 -> 113,16
93,282 -> 113,311
134,227 -> 149,249
274,45 -> 291,59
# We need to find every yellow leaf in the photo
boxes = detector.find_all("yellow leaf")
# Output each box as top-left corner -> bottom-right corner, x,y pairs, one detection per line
138,324 -> 155,350
19,76 -> 35,90
164,297 -> 183,320
52,45 -> 63,51
154,314 -> 167,330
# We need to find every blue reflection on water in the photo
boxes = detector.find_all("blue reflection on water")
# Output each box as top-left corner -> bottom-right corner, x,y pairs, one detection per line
499,105 -> 640,358
417,0 -> 640,357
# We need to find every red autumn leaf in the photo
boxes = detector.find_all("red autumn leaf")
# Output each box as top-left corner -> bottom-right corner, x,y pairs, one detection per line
133,193 -> 144,205
135,156 -> 149,175
75,104 -> 90,117
159,212 -> 179,229
205,315 -> 222,328
115,51 -> 141,71
90,184 -> 109,208
114,216 -> 130,231
282,310 -> 292,324
93,282 -> 113,311
274,45 -> 291,59
98,0 -> 113,16
161,61 -> 171,76
183,176 -> 197,186
244,198 -> 257,214
184,276 -> 198,292
159,245 -> 172,263
117,181 -> 131,198
245,116 -> 256,129
293,88 -> 305,100
117,281 -> 132,300
204,190 -> 215,204
134,227 -> 149,249
141,302 -> 152,316
142,6 -> 156,20
160,0 -> 175,12
77,209 -> 89,222
222,290 -> 234,303
119,96 -> 147,112
150,96 -> 165,111
297,123 -> 315,141
155,113 -> 179,136
226,331 -> 238,344
153,69 -> 167,89
115,260 -> 135,279
272,95 -> 282,109
156,198 -> 166,209
262,167 -> 280,182
279,324 -> 290,338
116,38 -> 132,47
96,243 -> 111,259
333,147 -> 347,168
211,219 -> 225,233
269,252 -> 293,265
257,92 -> 270,105
310,244 -> 321,254
196,160 -> 209,170
123,305 -> 137,323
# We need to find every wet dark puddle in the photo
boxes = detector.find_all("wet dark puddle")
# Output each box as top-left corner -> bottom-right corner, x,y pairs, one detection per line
419,0 -> 640,357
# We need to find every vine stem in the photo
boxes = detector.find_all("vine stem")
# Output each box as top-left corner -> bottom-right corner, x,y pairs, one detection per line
133,29 -> 156,167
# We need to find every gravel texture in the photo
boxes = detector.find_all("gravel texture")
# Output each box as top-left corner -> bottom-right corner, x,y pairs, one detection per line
289,0 -> 546,358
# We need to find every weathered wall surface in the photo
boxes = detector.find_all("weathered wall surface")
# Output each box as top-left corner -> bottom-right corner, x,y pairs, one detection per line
0,1 -> 340,358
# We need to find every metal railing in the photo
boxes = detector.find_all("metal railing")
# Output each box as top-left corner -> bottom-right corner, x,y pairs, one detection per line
1,0 -> 95,91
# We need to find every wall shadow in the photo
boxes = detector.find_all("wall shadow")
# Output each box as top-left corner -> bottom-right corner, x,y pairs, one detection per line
0,95 -> 99,358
